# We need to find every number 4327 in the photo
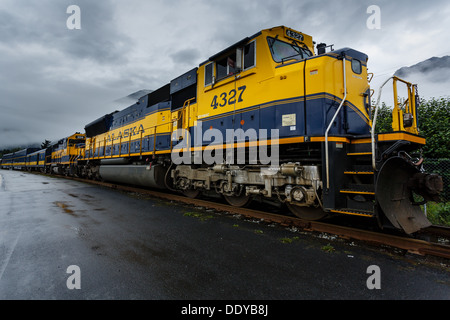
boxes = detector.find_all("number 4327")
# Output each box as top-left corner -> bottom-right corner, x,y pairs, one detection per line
210,86 -> 246,109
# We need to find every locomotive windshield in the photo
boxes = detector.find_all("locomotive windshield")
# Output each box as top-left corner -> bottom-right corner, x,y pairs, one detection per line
267,37 -> 312,63
68,138 -> 85,147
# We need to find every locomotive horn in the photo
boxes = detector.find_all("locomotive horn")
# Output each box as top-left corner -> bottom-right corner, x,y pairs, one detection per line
376,156 -> 442,234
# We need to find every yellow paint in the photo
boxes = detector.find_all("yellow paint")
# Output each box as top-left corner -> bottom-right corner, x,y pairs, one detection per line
340,190 -> 375,195
330,209 -> 373,217
378,132 -> 425,144
347,152 -> 372,156
344,171 -> 374,175
84,107 -> 172,159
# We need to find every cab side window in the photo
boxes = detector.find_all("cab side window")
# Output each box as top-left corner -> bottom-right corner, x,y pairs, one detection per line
217,52 -> 237,80
351,59 -> 362,74
205,40 -> 256,86
243,41 -> 256,70
205,62 -> 214,86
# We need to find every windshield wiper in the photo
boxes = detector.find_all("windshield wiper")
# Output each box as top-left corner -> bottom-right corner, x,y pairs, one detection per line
281,53 -> 302,64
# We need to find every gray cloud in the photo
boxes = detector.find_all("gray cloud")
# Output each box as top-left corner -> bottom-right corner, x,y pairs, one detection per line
169,48 -> 201,67
0,0 -> 449,149
0,0 -> 132,63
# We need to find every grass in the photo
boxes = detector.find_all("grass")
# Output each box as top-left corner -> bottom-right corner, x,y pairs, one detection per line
321,244 -> 335,253
424,202 -> 450,226
280,236 -> 299,244
183,211 -> 214,221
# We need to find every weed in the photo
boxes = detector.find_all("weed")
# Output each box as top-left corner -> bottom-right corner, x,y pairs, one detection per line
321,243 -> 335,253
183,212 -> 214,221
280,236 -> 299,244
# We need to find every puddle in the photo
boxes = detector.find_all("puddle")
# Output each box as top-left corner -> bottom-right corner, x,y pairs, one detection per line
54,201 -> 78,217
70,226 -> 81,235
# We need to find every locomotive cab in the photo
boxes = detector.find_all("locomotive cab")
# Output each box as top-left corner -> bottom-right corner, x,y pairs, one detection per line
49,133 -> 86,175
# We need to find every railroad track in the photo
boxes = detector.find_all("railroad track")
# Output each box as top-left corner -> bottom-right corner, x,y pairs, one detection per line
51,174 -> 450,261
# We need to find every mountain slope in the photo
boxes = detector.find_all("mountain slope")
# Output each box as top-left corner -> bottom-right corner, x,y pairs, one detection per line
393,55 -> 450,98
395,55 -> 450,78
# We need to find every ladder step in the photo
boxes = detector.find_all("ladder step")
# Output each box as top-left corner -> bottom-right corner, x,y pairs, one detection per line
340,189 -> 375,195
347,152 -> 372,156
344,171 -> 374,175
330,208 -> 374,217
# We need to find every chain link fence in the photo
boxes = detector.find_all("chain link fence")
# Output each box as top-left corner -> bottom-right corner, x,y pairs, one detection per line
423,158 -> 450,203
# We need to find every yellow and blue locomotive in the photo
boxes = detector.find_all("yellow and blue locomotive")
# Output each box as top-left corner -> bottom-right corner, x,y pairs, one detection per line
1,26 -> 439,234
1,133 -> 86,174
76,26 -> 442,234
48,132 -> 86,175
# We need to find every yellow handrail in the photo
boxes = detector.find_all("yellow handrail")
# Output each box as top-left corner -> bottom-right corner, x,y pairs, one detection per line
391,76 -> 418,135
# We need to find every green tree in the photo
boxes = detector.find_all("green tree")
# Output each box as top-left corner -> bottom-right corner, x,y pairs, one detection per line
41,139 -> 51,149
0,147 -> 21,158
417,97 -> 450,159
373,102 -> 392,133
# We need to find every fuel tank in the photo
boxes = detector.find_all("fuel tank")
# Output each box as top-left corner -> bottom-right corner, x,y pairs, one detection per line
99,164 -> 167,189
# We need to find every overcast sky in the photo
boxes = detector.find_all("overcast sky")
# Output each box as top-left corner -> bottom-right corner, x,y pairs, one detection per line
1,0 -> 449,149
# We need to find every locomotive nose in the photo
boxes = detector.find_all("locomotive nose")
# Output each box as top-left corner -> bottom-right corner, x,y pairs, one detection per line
376,157 -> 442,234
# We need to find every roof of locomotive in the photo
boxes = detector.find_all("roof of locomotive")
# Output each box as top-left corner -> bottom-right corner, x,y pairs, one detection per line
199,25 -> 314,67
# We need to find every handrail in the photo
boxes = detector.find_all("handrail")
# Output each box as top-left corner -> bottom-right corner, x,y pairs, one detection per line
371,76 -> 394,170
181,97 -> 195,127
178,97 -> 196,147
325,56 -> 347,190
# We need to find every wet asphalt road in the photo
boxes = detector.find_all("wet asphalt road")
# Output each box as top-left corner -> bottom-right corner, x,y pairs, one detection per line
0,169 -> 449,300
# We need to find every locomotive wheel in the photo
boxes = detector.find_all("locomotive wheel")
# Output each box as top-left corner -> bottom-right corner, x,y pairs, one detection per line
286,203 -> 327,221
224,194 -> 252,207
182,189 -> 201,199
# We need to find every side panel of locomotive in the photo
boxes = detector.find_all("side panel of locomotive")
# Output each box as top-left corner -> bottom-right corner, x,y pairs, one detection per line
1,153 -> 14,169
3,148 -> 40,170
303,48 -> 371,136
81,92 -> 173,188
26,149 -> 40,171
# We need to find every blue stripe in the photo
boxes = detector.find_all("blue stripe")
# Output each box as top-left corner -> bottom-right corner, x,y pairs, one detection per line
196,93 -> 370,144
